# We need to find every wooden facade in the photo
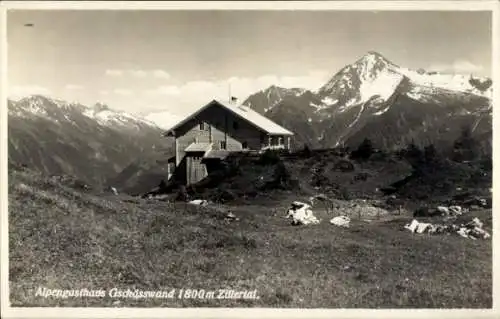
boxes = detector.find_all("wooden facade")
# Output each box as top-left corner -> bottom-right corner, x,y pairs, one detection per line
166,100 -> 293,185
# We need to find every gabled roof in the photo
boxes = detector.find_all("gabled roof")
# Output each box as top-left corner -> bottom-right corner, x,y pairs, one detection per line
163,99 -> 294,136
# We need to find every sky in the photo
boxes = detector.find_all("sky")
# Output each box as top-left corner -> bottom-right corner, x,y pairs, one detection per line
7,9 -> 492,127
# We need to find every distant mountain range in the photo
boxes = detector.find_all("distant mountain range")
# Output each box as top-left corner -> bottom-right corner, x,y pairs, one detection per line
243,51 -> 492,151
7,51 -> 493,194
8,95 -> 173,189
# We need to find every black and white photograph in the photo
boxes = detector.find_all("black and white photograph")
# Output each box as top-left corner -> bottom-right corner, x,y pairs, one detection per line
1,0 -> 498,317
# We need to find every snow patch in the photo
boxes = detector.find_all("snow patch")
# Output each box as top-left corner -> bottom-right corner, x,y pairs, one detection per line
83,106 -> 157,128
294,90 -> 305,96
321,97 -> 338,105
348,103 -> 365,128
373,105 -> 391,116
357,69 -> 403,104
338,97 -> 359,112
400,68 -> 492,98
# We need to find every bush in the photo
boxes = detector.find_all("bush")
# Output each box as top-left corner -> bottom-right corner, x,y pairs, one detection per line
301,144 -> 312,157
351,138 -> 374,160
413,206 -> 440,217
480,156 -> 492,171
175,185 -> 189,202
257,150 -> 281,165
452,126 -> 480,162
334,159 -> 355,172
469,77 -> 492,92
424,144 -> 438,163
405,142 -> 423,162
210,188 -> 236,203
273,162 -> 290,184
311,173 -> 329,187
354,172 -> 371,181
338,187 -> 352,200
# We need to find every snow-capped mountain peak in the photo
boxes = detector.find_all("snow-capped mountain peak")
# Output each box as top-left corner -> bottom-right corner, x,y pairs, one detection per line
316,51 -> 492,115
317,52 -> 404,111
353,51 -> 400,79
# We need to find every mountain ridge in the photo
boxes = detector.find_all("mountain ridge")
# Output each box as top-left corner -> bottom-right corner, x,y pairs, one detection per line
8,95 -> 173,189
243,51 -> 492,150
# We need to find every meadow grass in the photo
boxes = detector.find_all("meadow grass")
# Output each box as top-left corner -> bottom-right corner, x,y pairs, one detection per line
8,169 -> 492,308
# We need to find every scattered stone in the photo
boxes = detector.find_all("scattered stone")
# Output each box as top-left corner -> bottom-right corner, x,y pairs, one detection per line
437,206 -> 450,215
285,201 -> 320,226
404,218 -> 490,240
188,199 -> 209,206
330,216 -> 350,228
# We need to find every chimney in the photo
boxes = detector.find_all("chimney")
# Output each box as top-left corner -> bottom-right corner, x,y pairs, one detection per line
230,96 -> 238,104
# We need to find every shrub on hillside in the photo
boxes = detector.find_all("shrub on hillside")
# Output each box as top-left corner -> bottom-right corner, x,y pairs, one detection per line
175,185 -> 190,202
210,188 -> 236,203
413,206 -> 441,217
469,77 -> 492,92
369,150 -> 389,162
333,159 -> 355,172
337,187 -> 352,201
479,155 -> 492,171
259,161 -> 299,191
351,138 -> 375,160
424,144 -> 438,163
452,126 -> 480,162
353,172 -> 371,181
405,142 -> 424,162
311,173 -> 329,188
257,149 -> 281,165
301,144 -> 312,158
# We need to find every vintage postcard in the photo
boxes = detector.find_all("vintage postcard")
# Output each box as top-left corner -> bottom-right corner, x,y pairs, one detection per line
1,1 -> 498,318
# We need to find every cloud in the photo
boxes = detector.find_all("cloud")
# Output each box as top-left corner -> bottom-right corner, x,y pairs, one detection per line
104,68 -> 170,79
145,85 -> 181,96
141,70 -> 329,116
8,85 -> 52,99
65,84 -> 84,90
129,70 -> 148,78
144,111 -> 185,130
429,60 -> 484,74
452,60 -> 484,73
152,69 -> 171,79
113,88 -> 133,96
105,69 -> 124,76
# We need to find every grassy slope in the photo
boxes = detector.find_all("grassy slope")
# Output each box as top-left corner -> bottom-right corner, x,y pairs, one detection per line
9,168 -> 491,308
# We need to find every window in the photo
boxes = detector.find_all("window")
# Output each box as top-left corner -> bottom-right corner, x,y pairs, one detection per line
233,121 -> 239,130
278,137 -> 283,145
199,122 -> 205,130
220,141 -> 227,149
242,141 -> 248,149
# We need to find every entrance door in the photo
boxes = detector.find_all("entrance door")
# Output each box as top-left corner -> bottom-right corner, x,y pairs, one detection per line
186,153 -> 207,185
